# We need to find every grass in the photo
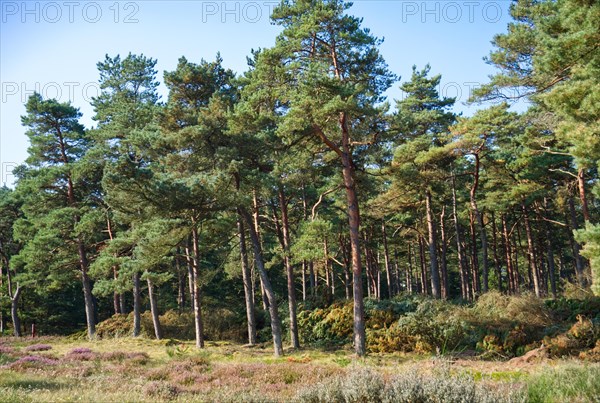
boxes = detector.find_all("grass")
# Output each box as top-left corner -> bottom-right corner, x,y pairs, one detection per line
0,336 -> 598,402
527,364 -> 600,402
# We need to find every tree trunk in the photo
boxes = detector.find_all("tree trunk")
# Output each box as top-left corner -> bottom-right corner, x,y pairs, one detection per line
185,238 -> 196,312
426,190 -> 441,298
147,278 -> 163,340
543,199 -> 557,298
418,235 -> 428,295
340,143 -> 366,356
191,222 -> 204,348
568,197 -> 587,286
491,211 -> 502,293
381,220 -> 393,298
363,236 -> 375,298
407,244 -> 414,294
522,202 -> 541,297
468,211 -> 480,298
132,271 -> 141,337
439,206 -> 449,299
11,286 -> 22,337
577,168 -> 591,223
502,215 -> 515,294
240,207 -> 283,356
176,251 -> 185,312
340,234 -> 352,300
80,252 -> 96,340
393,248 -> 401,294
238,214 -> 257,345
252,193 -> 270,311
277,185 -> 299,349
470,153 -> 488,293
302,261 -> 307,301
452,174 -> 470,300
59,130 -> 95,340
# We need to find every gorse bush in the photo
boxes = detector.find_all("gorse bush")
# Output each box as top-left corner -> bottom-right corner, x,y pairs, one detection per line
297,293 -> 600,357
93,309 -> 248,341
544,315 -> 600,359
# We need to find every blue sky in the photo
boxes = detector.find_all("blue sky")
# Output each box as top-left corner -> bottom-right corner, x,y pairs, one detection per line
0,0 -> 522,185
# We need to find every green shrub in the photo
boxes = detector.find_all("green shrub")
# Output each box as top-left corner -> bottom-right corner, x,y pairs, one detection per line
393,300 -> 469,353
545,297 -> 600,321
298,302 -> 353,346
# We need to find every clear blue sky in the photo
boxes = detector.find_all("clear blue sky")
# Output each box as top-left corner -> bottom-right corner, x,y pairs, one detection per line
1,0 -> 523,185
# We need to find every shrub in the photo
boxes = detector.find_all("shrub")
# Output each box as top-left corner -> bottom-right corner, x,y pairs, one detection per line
297,367 -> 525,403
342,367 -> 384,403
298,302 -> 354,346
65,347 -> 96,361
545,315 -> 600,358
0,346 -> 15,355
296,376 -> 344,403
392,300 -> 469,354
545,297 -> 600,321
4,355 -> 58,369
143,381 -> 181,400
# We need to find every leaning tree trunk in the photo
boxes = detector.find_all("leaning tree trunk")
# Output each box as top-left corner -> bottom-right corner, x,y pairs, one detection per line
147,278 -> 163,340
132,271 -> 141,337
240,207 -> 283,356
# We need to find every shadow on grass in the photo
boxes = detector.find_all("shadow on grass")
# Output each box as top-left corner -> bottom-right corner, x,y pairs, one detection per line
0,373 -> 71,391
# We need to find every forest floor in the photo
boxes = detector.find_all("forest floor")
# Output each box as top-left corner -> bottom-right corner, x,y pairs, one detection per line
0,336 -> 599,402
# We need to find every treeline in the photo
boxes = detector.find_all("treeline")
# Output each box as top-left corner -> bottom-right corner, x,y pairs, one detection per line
0,0 -> 598,357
